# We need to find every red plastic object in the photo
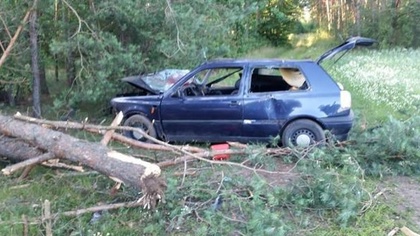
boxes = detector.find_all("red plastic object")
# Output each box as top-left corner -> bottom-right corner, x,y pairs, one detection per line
211,143 -> 230,160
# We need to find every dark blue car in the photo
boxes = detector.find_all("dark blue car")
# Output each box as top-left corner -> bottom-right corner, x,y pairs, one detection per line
110,37 -> 375,147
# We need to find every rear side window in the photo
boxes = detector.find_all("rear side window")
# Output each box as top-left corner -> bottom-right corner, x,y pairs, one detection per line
249,67 -> 308,93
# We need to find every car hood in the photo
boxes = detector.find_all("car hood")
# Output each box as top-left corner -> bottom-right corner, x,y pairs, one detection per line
316,36 -> 376,64
122,69 -> 190,95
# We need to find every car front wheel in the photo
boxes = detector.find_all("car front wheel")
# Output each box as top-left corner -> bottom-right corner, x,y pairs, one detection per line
281,119 -> 325,148
123,114 -> 157,143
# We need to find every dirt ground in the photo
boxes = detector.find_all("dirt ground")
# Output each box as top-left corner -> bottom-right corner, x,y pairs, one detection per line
384,176 -> 420,230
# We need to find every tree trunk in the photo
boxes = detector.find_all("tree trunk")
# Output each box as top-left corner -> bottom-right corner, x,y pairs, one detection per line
65,48 -> 76,86
325,0 -> 331,31
390,0 -> 401,45
39,60 -> 50,95
355,0 -> 361,36
0,114 -> 166,208
64,7 -> 76,86
29,5 -> 42,118
0,136 -> 44,162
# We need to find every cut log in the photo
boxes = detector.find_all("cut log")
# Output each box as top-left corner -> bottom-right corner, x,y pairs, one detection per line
0,136 -> 44,162
13,113 -> 205,153
0,114 -> 166,208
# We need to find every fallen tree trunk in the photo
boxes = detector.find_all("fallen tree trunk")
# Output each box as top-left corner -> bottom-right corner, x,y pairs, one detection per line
12,113 -> 205,153
0,136 -> 44,162
0,114 -> 166,208
5,113 -> 295,172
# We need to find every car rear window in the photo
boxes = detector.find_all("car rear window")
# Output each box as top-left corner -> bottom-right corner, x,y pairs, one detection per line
250,67 -> 308,93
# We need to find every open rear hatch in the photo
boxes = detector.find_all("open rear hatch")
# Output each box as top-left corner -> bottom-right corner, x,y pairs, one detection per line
316,37 -> 376,64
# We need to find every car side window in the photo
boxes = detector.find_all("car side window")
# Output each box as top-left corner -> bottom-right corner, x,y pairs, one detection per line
249,67 -> 308,93
177,67 -> 244,97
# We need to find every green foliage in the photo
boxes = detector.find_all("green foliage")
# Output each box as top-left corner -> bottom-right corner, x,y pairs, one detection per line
2,24 -> 420,236
273,115 -> 420,227
311,203 -> 398,235
46,0 -> 274,110
2,0 -> 303,111
351,116 -> 420,176
0,2 -> 33,104
360,1 -> 420,48
293,21 -> 317,34
50,31 -> 144,108
253,0 -> 300,46
2,116 -> 419,234
158,168 -> 294,235
286,147 -> 367,226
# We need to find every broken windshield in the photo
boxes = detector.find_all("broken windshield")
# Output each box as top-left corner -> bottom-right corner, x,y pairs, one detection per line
123,69 -> 190,94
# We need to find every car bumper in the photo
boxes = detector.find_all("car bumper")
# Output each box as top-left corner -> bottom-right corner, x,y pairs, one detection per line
318,110 -> 354,141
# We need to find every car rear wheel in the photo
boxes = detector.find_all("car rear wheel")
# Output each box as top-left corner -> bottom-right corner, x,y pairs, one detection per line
123,114 -> 157,143
282,119 -> 325,148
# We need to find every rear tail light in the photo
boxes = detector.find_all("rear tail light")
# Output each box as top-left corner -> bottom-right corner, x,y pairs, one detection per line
339,90 -> 352,112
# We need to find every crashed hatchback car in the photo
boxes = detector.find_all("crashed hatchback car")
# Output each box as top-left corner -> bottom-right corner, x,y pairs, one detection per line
110,37 -> 375,147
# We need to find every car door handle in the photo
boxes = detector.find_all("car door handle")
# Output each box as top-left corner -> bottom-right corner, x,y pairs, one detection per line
230,101 -> 239,106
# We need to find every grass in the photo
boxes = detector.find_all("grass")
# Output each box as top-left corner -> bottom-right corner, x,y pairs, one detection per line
245,31 -> 338,60
1,32 -> 420,235
330,48 -> 420,124
311,204 -> 399,236
0,166 -> 97,234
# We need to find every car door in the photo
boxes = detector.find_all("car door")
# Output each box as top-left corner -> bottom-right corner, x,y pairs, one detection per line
242,65 -> 305,142
159,67 -> 244,142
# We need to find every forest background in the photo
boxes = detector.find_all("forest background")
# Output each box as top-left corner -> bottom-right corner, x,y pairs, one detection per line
1,0 -> 420,235
1,0 -> 419,116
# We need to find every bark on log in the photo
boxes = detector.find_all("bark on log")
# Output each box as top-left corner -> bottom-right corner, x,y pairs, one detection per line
0,136 -> 44,162
13,113 -> 205,153
0,114 -> 166,207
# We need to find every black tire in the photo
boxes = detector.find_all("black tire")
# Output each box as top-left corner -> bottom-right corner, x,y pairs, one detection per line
281,119 -> 325,148
123,114 -> 157,143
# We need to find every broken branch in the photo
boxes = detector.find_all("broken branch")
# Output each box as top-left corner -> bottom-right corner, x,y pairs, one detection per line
101,111 -> 123,146
2,152 -> 55,175
0,9 -> 31,69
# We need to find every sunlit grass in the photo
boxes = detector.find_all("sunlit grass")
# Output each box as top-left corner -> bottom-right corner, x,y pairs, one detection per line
289,30 -> 334,48
330,48 -> 420,123
246,31 -> 338,60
